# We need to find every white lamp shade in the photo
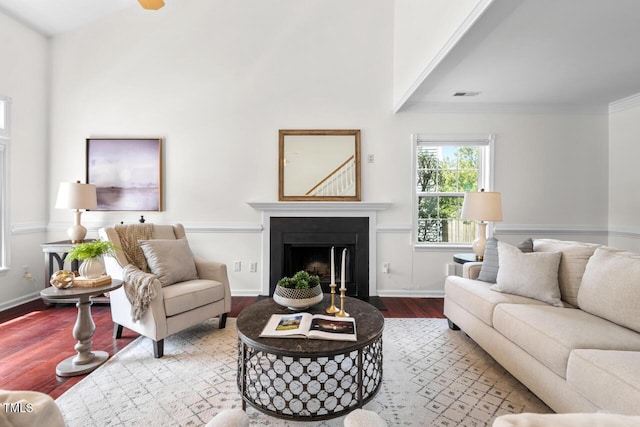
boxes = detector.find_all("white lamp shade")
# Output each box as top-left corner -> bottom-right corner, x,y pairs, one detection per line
461,191 -> 503,222
55,182 -> 97,210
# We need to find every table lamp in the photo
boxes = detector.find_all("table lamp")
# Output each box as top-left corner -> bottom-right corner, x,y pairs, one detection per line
461,189 -> 503,260
55,181 -> 97,243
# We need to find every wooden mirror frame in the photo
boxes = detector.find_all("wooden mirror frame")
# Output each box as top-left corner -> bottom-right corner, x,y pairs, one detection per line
279,129 -> 361,201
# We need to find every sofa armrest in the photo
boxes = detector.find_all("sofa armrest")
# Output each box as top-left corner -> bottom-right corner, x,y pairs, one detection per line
195,259 -> 228,282
463,262 -> 483,280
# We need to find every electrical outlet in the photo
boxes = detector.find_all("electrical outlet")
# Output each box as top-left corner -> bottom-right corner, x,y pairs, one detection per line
382,262 -> 390,274
233,261 -> 241,272
23,266 -> 34,282
368,154 -> 375,163
250,262 -> 258,273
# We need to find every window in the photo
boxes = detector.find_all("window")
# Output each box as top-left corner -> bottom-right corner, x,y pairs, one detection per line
0,96 -> 10,271
413,134 -> 494,246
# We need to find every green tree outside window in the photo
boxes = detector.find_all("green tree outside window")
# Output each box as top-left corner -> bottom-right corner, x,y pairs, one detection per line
417,146 -> 478,243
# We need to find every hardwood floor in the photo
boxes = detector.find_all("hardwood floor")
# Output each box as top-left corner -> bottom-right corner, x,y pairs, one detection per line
0,296 -> 444,400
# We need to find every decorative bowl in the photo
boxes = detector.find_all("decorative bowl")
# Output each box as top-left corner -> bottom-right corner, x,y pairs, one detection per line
273,284 -> 323,311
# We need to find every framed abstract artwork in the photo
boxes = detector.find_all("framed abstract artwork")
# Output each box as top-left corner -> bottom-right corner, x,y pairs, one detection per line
86,138 -> 163,211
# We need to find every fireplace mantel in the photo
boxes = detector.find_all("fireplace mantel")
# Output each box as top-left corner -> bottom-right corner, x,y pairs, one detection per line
248,201 -> 392,212
249,201 -> 392,296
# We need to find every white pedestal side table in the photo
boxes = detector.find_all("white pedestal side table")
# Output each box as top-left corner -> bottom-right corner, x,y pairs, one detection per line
40,280 -> 122,377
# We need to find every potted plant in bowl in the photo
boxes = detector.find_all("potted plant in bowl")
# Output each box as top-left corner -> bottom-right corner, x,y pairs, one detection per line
273,270 -> 323,310
67,240 -> 117,279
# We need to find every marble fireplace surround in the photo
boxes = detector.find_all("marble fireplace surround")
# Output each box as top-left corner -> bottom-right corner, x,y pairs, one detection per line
248,202 -> 391,297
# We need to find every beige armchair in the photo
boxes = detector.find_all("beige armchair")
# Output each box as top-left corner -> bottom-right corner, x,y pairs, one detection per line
99,224 -> 231,358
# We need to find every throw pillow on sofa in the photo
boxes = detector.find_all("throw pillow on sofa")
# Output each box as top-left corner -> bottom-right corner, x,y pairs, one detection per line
533,239 -> 600,307
578,247 -> 640,333
139,239 -> 199,287
491,241 -> 564,307
477,238 -> 533,283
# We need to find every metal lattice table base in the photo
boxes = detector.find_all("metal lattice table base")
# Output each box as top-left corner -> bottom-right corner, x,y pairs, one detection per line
238,338 -> 383,420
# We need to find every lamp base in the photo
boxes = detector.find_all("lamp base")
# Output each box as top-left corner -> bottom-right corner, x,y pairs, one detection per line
68,210 -> 87,243
471,238 -> 485,260
472,222 -> 488,260
68,224 -> 87,243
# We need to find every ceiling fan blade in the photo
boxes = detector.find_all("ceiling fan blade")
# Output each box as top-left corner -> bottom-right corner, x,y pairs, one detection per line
138,0 -> 165,10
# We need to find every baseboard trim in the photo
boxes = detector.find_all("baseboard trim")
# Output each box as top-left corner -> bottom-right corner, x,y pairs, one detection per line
376,289 -> 445,298
0,292 -> 40,312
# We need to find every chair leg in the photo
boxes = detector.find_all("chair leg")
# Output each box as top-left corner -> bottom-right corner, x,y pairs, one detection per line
114,323 -> 123,339
219,313 -> 228,329
153,339 -> 164,358
447,318 -> 460,331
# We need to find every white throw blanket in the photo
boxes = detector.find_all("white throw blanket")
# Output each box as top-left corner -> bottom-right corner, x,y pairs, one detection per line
123,264 -> 159,321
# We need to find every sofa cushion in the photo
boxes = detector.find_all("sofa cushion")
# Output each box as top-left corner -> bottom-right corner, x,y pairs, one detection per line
567,350 -> 640,415
492,304 -> 640,378
162,279 -> 225,316
534,239 -> 600,306
477,238 -> 533,283
578,247 -> 640,333
445,276 -> 547,326
140,239 -> 199,287
491,241 -> 564,307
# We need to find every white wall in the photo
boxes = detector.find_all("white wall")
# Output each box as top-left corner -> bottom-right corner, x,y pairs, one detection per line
375,111 -> 609,296
0,11 -> 50,310
47,0 -> 395,295
608,100 -> 640,251
393,0 -> 485,108
0,0 -> 620,308
47,0 -> 611,297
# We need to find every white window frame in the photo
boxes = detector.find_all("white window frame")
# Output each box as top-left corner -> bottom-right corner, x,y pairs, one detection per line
0,96 -> 11,273
412,133 -> 495,249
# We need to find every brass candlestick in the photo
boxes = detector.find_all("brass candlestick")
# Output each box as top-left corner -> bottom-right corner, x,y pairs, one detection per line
336,288 -> 349,317
326,283 -> 339,314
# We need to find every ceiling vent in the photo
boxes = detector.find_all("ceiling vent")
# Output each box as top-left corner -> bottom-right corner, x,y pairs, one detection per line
453,92 -> 481,97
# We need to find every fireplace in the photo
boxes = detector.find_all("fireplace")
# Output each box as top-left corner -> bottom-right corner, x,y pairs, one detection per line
270,217 -> 369,298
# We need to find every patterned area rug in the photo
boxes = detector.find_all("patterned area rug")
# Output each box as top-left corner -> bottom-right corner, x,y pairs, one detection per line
56,318 -> 551,426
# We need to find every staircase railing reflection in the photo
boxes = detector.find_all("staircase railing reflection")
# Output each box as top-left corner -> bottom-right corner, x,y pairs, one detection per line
306,155 -> 355,196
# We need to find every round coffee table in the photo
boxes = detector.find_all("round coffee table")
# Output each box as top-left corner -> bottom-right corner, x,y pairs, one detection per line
236,295 -> 384,421
40,280 -> 122,377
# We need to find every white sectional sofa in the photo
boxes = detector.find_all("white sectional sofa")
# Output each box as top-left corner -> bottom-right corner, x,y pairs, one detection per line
444,238 -> 640,415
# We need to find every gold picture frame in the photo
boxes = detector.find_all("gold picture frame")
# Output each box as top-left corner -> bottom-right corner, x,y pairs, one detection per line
279,129 -> 361,201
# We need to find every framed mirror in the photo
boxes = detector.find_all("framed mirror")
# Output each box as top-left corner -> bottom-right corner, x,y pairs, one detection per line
279,129 -> 361,201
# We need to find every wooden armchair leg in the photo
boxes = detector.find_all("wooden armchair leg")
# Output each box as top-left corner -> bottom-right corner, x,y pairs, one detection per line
153,339 -> 164,358
114,323 -> 123,339
219,313 -> 228,329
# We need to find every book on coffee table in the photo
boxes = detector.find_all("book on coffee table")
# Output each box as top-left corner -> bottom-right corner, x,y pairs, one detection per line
260,313 -> 357,341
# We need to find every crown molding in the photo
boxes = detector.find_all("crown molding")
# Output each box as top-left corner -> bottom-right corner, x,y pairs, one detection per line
399,101 -> 608,115
609,92 -> 640,114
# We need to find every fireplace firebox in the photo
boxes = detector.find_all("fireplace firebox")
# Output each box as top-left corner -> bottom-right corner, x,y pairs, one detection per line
270,217 -> 369,298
